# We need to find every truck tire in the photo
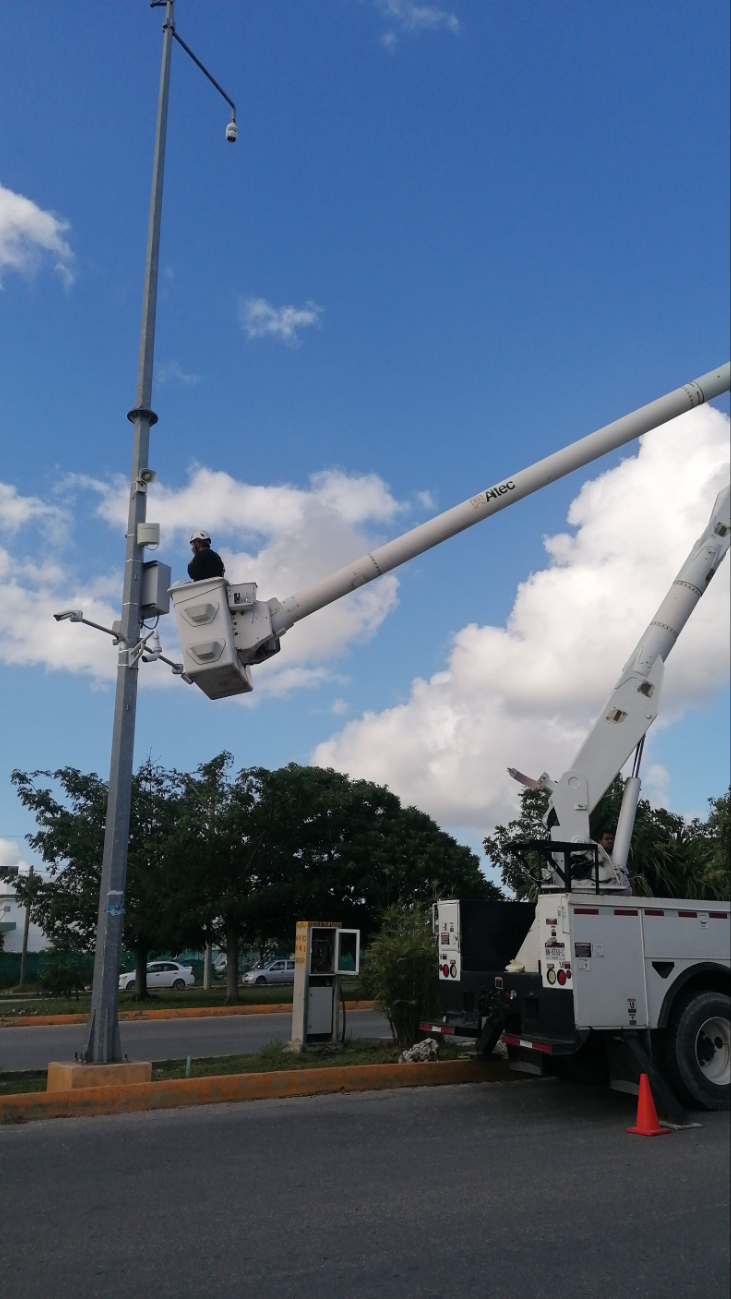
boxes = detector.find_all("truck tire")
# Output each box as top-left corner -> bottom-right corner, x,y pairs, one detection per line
663,989 -> 730,1111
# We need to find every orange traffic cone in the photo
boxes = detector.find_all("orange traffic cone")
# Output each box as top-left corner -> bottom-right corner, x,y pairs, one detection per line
627,1072 -> 671,1136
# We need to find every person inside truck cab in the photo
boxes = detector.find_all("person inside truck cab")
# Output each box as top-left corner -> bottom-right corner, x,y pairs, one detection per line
188,530 -> 225,582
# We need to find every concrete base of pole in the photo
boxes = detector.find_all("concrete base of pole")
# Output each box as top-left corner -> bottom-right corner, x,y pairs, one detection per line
46,1061 -> 152,1091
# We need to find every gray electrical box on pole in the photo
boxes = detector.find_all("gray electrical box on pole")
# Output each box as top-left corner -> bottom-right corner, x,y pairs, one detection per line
290,921 -> 360,1050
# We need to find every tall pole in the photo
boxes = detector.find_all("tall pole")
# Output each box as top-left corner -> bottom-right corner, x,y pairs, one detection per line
84,0 -> 175,1062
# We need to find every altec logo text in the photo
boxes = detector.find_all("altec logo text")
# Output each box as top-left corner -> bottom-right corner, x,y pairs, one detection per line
472,480 -> 517,509
486,480 -> 515,502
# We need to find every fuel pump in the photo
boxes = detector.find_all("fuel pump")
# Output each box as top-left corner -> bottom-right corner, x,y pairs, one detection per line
289,921 -> 360,1050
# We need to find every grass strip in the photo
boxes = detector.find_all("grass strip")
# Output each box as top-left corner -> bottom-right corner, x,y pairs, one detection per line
1,1038 -> 469,1095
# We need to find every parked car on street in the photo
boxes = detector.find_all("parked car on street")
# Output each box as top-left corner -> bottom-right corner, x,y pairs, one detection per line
242,959 -> 296,986
119,961 -> 195,992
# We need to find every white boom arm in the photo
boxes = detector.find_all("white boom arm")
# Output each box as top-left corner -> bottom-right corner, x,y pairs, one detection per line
511,485 -> 730,890
170,363 -> 729,700
269,363 -> 730,637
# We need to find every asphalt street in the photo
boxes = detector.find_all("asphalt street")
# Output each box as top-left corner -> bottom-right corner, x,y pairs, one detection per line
1,1076 -> 728,1299
0,1008 -> 390,1070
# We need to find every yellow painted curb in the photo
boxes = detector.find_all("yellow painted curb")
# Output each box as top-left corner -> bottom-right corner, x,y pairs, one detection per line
0,1058 -> 519,1124
0,1000 -> 376,1029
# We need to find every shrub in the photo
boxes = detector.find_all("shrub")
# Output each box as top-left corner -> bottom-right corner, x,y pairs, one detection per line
360,903 -> 438,1049
39,952 -> 90,999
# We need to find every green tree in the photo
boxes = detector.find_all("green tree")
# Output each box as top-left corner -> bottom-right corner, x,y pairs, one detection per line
591,778 -> 729,900
482,786 -> 551,899
10,767 -> 107,951
703,787 -> 730,898
246,764 -> 500,947
8,762 -> 184,996
360,902 -> 439,1048
171,754 -> 263,1003
125,760 -> 185,995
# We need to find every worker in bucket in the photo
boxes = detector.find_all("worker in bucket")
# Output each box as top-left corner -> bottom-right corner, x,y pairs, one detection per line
188,529 -> 225,581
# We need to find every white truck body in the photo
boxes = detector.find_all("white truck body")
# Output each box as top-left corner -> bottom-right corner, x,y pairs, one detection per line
438,895 -> 730,1033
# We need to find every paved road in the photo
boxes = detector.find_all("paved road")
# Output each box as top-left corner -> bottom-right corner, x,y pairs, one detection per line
1,1077 -> 728,1299
0,1008 -> 390,1071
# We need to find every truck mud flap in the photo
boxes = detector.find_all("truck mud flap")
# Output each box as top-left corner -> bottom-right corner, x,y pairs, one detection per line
504,1042 -> 550,1076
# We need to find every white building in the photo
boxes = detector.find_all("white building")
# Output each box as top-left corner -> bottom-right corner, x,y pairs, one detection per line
0,840 -> 47,954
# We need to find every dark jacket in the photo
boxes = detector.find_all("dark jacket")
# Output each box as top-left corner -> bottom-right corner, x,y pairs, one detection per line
187,547 -> 225,582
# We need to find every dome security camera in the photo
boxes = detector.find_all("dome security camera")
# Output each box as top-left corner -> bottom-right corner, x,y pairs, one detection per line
226,120 -> 238,143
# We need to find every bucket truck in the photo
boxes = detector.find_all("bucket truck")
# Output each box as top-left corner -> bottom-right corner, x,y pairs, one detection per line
168,362 -> 730,1116
426,485 -> 730,1118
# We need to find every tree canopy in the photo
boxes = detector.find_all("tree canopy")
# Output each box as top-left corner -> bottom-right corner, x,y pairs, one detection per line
9,760 -> 183,994
7,755 -> 497,998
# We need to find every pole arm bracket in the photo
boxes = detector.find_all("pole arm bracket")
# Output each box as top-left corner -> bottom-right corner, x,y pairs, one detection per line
170,29 -> 237,121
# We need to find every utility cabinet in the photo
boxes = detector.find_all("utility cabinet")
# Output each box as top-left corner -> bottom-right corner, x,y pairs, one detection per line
290,921 -> 360,1049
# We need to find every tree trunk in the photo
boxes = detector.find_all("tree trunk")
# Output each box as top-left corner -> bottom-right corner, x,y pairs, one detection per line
203,940 -> 212,991
18,865 -> 34,989
134,945 -> 149,999
225,924 -> 239,1004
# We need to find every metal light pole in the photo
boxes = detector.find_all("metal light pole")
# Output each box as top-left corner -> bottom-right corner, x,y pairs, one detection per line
85,0 -> 237,1062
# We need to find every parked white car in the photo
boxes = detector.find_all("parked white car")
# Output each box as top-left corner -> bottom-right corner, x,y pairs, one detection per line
242,959 -> 296,986
119,961 -> 195,992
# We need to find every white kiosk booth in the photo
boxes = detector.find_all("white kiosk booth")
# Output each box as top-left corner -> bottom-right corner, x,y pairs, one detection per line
290,921 -> 360,1049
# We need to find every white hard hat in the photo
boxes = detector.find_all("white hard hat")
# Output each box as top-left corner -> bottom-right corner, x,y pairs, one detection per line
189,529 -> 211,543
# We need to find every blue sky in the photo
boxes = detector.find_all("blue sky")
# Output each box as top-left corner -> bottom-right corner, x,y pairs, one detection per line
0,1 -> 729,869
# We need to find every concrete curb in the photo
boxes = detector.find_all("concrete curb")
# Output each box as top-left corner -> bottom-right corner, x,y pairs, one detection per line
0,1000 -> 376,1029
0,1058 -> 518,1124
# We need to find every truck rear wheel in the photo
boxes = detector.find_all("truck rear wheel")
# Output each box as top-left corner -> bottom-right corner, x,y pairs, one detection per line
663,990 -> 730,1112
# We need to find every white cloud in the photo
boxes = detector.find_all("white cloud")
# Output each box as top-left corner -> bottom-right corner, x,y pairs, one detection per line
0,467 -> 405,695
240,296 -> 322,344
643,764 -> 670,809
0,483 -> 67,540
0,838 -> 28,870
156,360 -> 201,387
313,404 -> 730,833
88,466 -> 404,536
377,1 -> 460,49
0,181 -> 74,288
0,549 -> 125,684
